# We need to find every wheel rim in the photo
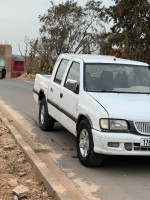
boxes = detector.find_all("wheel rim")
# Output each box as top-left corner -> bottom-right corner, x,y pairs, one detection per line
40,105 -> 45,125
79,129 -> 89,158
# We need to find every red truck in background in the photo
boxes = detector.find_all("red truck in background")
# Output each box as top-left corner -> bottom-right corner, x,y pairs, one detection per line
12,60 -> 25,72
11,60 -> 25,78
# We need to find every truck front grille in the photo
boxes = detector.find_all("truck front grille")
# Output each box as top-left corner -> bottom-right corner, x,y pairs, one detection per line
134,143 -> 150,151
134,122 -> 150,135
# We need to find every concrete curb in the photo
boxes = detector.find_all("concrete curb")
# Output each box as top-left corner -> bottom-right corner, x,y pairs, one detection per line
0,112 -> 71,200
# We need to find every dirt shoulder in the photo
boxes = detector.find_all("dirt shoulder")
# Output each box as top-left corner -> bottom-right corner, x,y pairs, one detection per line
0,119 -> 52,200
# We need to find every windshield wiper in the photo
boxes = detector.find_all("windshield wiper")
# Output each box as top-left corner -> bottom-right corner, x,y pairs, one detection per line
99,90 -> 123,93
99,90 -> 150,94
87,89 -> 150,94
87,90 -> 121,93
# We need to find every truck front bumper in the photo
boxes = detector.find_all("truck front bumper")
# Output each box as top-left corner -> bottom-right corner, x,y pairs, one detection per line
92,129 -> 150,156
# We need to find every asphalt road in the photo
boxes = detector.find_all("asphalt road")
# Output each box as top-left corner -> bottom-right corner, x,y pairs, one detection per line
1,79 -> 150,200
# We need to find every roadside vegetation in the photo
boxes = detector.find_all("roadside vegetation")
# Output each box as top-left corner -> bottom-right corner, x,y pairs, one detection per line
18,0 -> 150,74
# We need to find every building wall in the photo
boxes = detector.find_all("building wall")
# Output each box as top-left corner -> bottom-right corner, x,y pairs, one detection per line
0,44 -> 12,78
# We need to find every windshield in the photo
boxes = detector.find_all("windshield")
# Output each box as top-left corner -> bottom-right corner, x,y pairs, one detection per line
84,63 -> 150,93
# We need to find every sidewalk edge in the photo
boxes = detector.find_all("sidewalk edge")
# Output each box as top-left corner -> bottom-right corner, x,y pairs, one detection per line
0,112 -> 71,200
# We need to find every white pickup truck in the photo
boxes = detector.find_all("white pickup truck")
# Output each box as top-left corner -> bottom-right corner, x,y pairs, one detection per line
33,53 -> 150,167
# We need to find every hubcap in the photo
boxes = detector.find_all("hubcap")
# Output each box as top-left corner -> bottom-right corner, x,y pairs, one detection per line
40,105 -> 45,125
79,129 -> 89,157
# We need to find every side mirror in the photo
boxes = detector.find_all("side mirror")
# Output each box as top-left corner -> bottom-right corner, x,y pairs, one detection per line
65,79 -> 79,94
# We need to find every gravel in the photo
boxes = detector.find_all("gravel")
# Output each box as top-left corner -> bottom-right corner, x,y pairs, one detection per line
0,119 -> 53,200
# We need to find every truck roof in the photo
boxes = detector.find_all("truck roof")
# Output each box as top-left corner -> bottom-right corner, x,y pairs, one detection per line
60,53 -> 149,66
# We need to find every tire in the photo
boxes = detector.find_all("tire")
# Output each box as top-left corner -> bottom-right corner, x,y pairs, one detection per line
39,98 -> 54,131
76,119 -> 103,167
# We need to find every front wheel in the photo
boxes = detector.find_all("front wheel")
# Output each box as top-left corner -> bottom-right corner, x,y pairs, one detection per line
76,119 -> 103,167
39,98 -> 54,131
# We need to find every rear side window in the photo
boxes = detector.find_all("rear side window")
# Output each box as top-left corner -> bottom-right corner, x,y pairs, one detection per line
54,59 -> 69,84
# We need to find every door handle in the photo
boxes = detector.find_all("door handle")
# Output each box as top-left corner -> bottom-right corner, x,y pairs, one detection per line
60,93 -> 63,98
50,88 -> 53,92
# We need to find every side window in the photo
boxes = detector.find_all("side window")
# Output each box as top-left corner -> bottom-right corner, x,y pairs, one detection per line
64,62 -> 80,93
54,59 -> 69,84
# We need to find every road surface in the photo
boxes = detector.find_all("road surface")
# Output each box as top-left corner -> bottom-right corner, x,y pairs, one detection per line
0,79 -> 150,200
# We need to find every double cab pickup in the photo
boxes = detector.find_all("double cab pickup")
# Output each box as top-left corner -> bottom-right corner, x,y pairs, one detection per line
33,54 -> 150,167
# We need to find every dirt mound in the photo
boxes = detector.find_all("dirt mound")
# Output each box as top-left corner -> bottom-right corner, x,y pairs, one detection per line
17,73 -> 35,82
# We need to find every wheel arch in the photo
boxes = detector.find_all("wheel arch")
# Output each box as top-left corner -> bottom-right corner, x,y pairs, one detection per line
76,114 -> 93,132
38,89 -> 45,104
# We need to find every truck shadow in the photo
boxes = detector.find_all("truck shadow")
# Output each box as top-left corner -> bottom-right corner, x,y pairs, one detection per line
100,155 -> 150,172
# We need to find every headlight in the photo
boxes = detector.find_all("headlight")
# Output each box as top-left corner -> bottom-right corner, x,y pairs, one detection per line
110,119 -> 128,130
100,119 -> 129,131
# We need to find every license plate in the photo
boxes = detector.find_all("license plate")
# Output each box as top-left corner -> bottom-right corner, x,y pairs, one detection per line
140,139 -> 150,146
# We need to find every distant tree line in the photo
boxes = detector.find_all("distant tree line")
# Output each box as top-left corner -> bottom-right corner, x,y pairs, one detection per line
19,0 -> 150,74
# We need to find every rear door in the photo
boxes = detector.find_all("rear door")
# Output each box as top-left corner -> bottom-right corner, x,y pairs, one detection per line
47,58 -> 69,120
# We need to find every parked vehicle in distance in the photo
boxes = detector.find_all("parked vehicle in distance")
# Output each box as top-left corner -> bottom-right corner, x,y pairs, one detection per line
12,60 -> 25,72
33,54 -> 150,167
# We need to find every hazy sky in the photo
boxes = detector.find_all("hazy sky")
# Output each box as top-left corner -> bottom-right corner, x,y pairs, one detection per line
0,0 -> 114,54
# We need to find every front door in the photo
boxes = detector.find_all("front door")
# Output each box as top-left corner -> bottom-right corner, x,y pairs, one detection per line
57,60 -> 82,135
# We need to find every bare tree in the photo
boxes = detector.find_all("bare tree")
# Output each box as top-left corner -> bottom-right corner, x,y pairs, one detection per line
18,36 -> 30,61
18,36 -> 31,72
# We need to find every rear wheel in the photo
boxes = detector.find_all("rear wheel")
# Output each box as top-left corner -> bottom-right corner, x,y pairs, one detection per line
76,119 -> 103,167
39,98 -> 54,131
